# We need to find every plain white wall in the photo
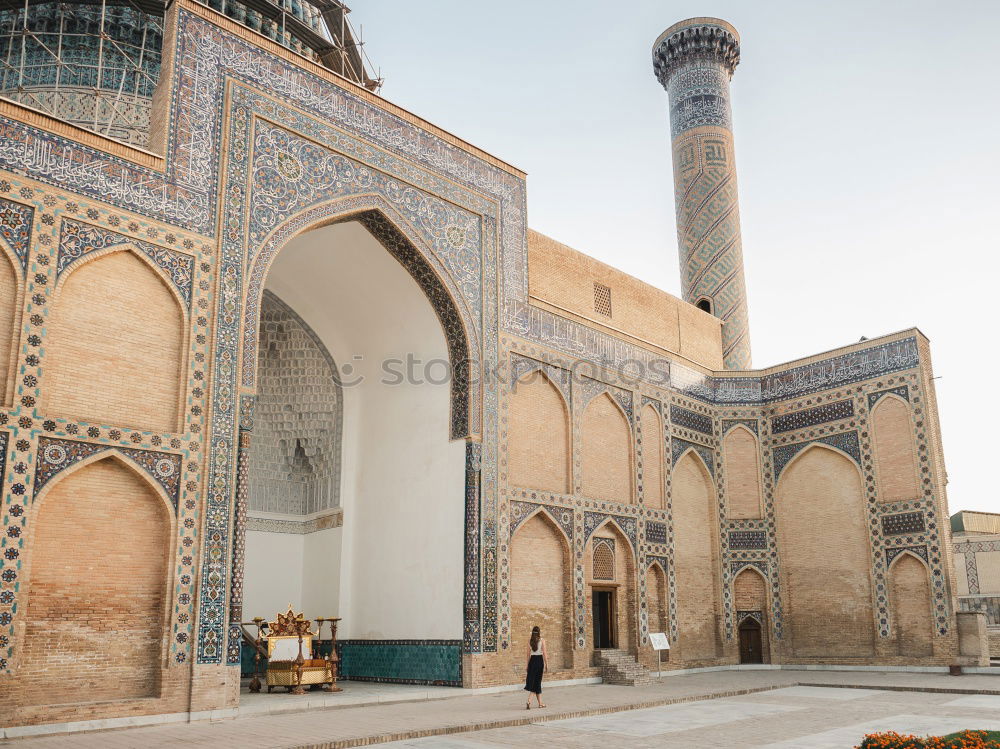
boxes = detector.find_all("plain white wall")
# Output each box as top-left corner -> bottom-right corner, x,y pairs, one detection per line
243,530 -> 305,619
262,220 -> 465,640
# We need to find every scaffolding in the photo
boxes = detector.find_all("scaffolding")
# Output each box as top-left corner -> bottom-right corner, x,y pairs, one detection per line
0,0 -> 380,147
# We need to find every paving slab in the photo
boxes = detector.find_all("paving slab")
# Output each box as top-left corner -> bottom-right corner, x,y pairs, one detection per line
2,670 -> 998,748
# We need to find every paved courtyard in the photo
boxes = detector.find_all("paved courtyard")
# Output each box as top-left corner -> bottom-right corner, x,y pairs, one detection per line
386,686 -> 1000,748
3,670 -> 999,748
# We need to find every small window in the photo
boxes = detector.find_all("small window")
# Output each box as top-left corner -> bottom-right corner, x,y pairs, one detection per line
594,282 -> 612,317
593,540 -> 615,580
696,298 -> 712,314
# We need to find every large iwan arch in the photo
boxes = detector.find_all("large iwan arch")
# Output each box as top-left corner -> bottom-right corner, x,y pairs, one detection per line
238,210 -> 472,683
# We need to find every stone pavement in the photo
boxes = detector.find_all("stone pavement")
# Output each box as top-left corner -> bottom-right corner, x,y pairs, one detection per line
3,670 -> 999,749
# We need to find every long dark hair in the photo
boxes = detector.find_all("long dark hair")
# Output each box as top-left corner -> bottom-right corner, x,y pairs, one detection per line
529,626 -> 541,651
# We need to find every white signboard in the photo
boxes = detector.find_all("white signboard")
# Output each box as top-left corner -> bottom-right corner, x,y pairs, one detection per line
649,632 -> 670,651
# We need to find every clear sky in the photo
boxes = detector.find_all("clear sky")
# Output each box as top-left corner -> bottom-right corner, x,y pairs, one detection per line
357,0 -> 1000,514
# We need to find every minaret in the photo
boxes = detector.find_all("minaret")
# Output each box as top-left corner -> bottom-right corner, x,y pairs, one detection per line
653,18 -> 751,369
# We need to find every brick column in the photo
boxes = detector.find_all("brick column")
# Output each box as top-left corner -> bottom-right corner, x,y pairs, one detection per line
653,18 -> 751,369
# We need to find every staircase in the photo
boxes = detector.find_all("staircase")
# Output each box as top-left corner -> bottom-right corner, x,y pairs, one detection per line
594,648 -> 651,686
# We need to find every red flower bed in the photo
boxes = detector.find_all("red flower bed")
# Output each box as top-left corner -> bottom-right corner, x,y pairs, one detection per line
857,731 -> 1000,749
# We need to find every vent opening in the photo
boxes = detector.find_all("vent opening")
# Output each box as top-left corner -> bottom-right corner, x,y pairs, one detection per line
593,282 -> 612,317
696,298 -> 712,314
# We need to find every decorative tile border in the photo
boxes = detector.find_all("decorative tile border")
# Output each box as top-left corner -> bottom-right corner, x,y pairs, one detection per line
670,437 -> 715,477
771,399 -> 853,434
57,218 -> 195,308
335,639 -> 462,687
0,196 -> 32,271
35,436 -> 182,509
771,431 -> 861,479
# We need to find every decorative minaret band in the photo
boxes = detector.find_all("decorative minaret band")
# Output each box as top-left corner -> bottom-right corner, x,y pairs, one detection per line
653,18 -> 751,369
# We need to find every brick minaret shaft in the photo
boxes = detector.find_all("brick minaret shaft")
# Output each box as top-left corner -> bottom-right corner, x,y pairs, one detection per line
653,18 -> 751,369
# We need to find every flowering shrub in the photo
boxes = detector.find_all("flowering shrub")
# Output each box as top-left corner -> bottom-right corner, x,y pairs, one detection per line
857,731 -> 1000,749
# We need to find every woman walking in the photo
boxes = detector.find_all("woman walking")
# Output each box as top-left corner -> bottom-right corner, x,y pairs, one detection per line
524,625 -> 547,709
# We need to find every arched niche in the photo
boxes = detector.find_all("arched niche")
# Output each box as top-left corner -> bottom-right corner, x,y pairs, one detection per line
671,450 -> 722,662
723,424 -> 763,519
645,561 -> 669,637
775,444 -> 875,658
641,405 -> 665,509
888,552 -> 934,658
510,511 -> 573,670
871,395 -> 920,503
18,453 -> 174,706
43,248 -> 186,433
507,368 -> 570,494
581,392 -> 633,504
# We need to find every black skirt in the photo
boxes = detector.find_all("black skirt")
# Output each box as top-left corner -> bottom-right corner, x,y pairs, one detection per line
524,654 -> 544,694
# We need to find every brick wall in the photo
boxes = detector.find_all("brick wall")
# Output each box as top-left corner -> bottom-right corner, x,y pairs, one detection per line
872,396 -> 919,502
734,568 -> 770,662
580,393 -> 632,504
641,405 -> 665,509
723,426 -> 762,519
507,372 -> 570,493
889,554 -> 934,657
646,563 -> 668,635
42,250 -> 184,433
0,249 -> 16,405
509,513 -> 573,674
671,452 -> 721,662
776,446 -> 875,658
16,457 -> 171,707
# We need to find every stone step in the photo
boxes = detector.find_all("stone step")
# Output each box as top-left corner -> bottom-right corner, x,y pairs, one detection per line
593,648 -> 651,687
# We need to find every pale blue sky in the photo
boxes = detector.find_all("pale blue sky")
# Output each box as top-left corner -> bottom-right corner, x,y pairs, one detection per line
358,0 -> 999,514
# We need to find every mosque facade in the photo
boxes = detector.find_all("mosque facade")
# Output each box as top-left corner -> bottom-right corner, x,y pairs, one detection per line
0,3 -> 988,732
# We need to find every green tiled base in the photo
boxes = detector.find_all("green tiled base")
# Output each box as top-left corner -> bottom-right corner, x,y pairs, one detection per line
337,640 -> 462,686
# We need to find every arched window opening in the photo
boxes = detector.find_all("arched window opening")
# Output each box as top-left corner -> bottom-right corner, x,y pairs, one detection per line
696,297 -> 712,314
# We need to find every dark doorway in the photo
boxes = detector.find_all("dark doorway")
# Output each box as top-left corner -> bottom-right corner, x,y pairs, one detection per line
592,590 -> 616,649
738,617 -> 763,664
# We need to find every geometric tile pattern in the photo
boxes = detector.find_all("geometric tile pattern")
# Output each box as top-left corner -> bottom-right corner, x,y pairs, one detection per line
868,385 -> 909,409
583,511 -> 637,553
885,544 -> 928,567
881,511 -> 926,536
0,196 -> 32,271
670,404 -> 713,435
728,530 -> 767,549
34,436 -> 182,509
336,640 -> 462,686
771,399 -> 853,434
57,218 -> 195,308
670,437 -> 715,477
646,521 -> 667,545
771,430 -> 861,479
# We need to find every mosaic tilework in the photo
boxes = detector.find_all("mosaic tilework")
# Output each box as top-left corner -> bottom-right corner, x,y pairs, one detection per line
200,72 -> 505,660
881,511 -> 926,536
646,521 -> 667,545
577,377 -> 633,424
670,404 -> 713,435
57,218 -> 195,307
670,437 -> 715,477
737,609 -> 763,625
721,418 -> 757,435
705,337 -> 920,405
771,430 -> 861,479
731,560 -> 768,577
509,500 -> 573,543
729,530 -> 766,549
771,399 -> 853,434
34,436 -> 182,508
336,640 -> 462,686
583,512 -> 637,553
510,354 -> 571,404
868,385 -> 909,408
885,545 -> 928,566
0,196 -> 32,271
464,442 -> 481,652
